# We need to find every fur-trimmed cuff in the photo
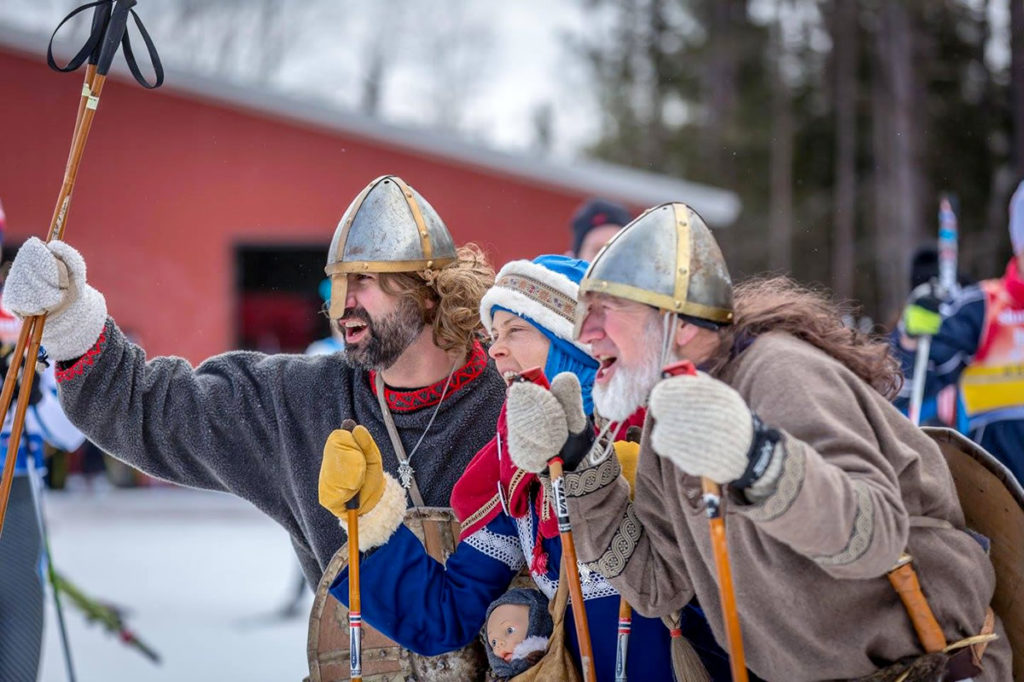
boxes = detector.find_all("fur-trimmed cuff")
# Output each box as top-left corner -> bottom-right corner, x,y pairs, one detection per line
339,475 -> 406,552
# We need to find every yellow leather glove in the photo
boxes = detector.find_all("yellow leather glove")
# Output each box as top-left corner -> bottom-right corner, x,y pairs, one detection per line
318,425 -> 386,517
613,440 -> 640,500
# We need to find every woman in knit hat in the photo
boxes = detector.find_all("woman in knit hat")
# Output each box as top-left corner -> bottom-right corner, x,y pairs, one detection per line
324,255 -> 731,681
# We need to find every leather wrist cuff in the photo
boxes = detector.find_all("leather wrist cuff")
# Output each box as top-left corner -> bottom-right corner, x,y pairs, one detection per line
559,417 -> 596,471
732,414 -> 780,490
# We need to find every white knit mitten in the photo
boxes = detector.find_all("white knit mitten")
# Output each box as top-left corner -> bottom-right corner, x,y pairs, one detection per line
506,380 -> 568,473
550,372 -> 587,435
3,237 -> 107,361
649,372 -> 756,485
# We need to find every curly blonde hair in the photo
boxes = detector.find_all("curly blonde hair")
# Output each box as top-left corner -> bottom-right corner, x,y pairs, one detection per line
379,244 -> 495,353
705,276 -> 903,399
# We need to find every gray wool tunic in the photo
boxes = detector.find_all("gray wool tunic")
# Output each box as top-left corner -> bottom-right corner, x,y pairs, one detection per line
55,320 -> 507,587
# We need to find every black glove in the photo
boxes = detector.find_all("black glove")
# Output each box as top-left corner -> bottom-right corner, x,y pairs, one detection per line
0,346 -> 43,406
558,416 -> 596,471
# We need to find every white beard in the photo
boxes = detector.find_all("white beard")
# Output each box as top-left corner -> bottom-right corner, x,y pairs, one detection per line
593,324 -> 664,422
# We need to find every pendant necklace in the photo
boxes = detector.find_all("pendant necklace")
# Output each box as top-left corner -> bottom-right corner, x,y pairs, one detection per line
376,359 -> 458,496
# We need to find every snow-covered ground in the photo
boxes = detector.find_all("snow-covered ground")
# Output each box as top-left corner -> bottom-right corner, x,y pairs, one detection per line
38,485 -> 312,682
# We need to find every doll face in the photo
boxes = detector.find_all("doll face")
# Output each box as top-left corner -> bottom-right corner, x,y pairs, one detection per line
486,603 -> 530,662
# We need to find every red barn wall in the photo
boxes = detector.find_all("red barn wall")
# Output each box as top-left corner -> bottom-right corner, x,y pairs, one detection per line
0,47 -> 602,364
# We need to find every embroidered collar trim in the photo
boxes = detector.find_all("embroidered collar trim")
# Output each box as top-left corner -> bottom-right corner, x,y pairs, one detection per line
369,340 -> 487,412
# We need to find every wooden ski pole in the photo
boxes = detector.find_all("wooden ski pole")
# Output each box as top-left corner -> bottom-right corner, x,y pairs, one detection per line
0,0 -> 139,538
663,360 -> 748,682
340,419 -> 362,681
346,493 -> 362,681
548,455 -> 597,682
510,367 -> 597,681
64,1 -> 113,175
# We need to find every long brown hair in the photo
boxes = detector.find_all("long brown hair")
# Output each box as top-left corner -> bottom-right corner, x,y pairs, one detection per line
379,244 -> 495,353
704,276 -> 903,399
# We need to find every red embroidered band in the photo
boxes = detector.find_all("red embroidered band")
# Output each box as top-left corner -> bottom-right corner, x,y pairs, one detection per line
369,340 -> 488,412
56,329 -> 108,383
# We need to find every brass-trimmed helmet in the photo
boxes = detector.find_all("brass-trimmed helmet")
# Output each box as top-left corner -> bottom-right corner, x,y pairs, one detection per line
576,202 -> 733,335
325,175 -> 457,320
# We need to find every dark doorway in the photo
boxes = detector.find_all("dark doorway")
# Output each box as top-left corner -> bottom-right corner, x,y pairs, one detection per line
234,245 -> 332,353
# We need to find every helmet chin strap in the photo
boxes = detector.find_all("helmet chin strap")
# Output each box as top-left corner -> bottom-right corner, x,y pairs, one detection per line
659,310 -> 679,370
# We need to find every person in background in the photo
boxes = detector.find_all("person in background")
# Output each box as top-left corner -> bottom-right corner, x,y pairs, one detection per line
891,245 -> 973,429
0,199 -> 86,682
306,277 -> 344,356
568,198 -> 632,262
896,181 -> 1024,484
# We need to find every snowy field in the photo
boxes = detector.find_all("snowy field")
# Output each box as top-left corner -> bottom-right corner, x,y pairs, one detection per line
38,485 -> 313,682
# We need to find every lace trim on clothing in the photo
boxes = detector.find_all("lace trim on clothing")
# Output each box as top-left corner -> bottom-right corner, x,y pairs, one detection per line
562,456 -> 622,498
463,526 -> 527,572
460,494 -> 500,536
512,513 -> 619,601
367,340 -> 487,412
740,442 -> 804,523
810,479 -> 876,567
55,329 -> 107,384
589,503 -> 643,580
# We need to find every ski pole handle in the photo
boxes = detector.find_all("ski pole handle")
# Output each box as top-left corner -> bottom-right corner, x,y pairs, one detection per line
96,0 -> 135,76
87,1 -> 114,66
339,418 -> 362,681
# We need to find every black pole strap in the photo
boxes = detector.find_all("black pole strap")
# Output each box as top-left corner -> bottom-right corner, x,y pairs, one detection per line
46,0 -> 111,73
120,8 -> 163,89
47,0 -> 163,90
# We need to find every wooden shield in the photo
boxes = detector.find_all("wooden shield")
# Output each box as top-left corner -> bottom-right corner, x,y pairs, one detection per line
307,506 -> 489,682
924,427 -> 1024,680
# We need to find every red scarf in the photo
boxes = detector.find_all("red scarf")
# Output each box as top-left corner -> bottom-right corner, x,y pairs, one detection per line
1004,257 -> 1024,306
450,403 -> 647,575
450,406 -> 555,541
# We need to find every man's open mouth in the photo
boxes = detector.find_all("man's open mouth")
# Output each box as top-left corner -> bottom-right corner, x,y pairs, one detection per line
595,355 -> 617,383
340,319 -> 369,344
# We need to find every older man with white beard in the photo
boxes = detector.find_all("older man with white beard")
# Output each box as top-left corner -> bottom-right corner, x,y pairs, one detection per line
503,203 -> 1010,681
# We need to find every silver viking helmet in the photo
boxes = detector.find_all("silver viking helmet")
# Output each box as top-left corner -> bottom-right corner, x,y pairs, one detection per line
325,175 -> 457,320
575,202 -> 733,337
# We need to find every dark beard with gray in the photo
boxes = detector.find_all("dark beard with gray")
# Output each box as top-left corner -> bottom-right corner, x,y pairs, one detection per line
342,298 -> 424,371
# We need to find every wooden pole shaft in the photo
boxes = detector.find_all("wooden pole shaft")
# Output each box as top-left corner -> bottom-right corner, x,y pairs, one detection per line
347,501 -> 362,681
0,71 -> 109,537
549,457 -> 597,682
49,74 -> 106,243
66,64 -> 98,174
703,479 -> 748,682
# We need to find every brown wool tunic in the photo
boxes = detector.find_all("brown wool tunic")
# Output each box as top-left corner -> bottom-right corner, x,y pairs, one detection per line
565,332 -> 1011,681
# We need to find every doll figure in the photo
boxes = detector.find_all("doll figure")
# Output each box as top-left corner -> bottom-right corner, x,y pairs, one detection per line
482,588 -> 553,679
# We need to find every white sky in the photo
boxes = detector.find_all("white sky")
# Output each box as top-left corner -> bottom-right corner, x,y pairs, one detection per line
0,0 -> 601,158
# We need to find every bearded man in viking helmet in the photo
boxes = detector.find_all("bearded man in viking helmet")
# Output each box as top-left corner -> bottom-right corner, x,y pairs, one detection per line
1,175 -> 506,588
504,203 -> 1012,680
